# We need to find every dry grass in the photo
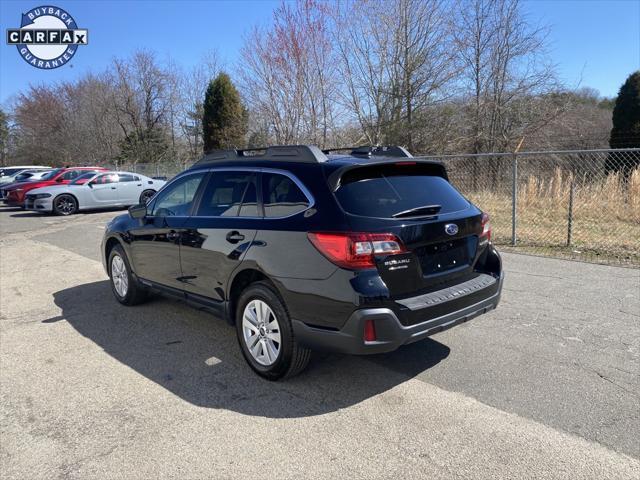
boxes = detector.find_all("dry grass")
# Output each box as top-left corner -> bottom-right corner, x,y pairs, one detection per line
463,168 -> 640,266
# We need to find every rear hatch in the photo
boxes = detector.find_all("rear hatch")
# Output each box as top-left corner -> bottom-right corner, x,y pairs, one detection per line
332,161 -> 485,297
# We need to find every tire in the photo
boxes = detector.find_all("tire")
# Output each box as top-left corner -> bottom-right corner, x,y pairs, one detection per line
108,244 -> 148,306
235,281 -> 311,380
52,194 -> 78,216
139,189 -> 156,204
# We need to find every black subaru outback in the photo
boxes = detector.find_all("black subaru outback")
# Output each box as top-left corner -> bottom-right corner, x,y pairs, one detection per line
102,145 -> 503,379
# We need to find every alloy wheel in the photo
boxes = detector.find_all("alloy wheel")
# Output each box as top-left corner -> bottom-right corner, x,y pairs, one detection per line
141,190 -> 154,204
55,196 -> 75,215
242,299 -> 281,366
111,254 -> 129,297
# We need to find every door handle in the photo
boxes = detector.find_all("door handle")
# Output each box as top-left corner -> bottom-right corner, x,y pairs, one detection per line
167,231 -> 180,240
226,231 -> 245,244
111,186 -> 116,189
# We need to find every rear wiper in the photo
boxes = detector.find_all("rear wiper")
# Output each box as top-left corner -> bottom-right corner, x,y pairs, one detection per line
391,204 -> 442,218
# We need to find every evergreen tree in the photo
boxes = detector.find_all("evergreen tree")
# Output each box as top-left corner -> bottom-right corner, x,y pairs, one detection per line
202,73 -> 248,153
607,71 -> 640,175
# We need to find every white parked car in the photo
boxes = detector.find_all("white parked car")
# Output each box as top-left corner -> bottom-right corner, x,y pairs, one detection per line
0,169 -> 53,200
11,169 -> 54,183
0,166 -> 51,185
24,171 -> 166,215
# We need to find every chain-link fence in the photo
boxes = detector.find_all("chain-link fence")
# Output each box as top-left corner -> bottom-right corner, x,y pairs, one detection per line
422,148 -> 640,267
103,161 -> 191,180
104,148 -> 640,267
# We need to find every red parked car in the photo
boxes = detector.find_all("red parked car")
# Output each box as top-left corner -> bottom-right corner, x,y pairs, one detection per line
1,167 -> 108,207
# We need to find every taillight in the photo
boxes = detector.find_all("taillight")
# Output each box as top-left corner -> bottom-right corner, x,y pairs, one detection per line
307,232 -> 406,269
481,213 -> 491,242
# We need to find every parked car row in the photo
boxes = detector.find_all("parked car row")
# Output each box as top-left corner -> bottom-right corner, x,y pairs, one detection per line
0,166 -> 166,215
0,166 -> 52,186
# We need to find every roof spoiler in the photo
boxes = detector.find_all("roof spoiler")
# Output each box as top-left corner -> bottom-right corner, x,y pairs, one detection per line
322,145 -> 413,158
195,145 -> 328,165
327,160 -> 448,192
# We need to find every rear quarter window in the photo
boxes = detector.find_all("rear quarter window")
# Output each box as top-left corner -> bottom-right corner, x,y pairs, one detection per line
262,173 -> 310,218
335,166 -> 470,218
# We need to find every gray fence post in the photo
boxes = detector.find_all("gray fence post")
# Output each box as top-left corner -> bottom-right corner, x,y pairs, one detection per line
567,178 -> 574,246
511,154 -> 518,246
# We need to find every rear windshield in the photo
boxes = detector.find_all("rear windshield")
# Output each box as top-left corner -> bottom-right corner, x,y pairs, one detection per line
335,167 -> 469,218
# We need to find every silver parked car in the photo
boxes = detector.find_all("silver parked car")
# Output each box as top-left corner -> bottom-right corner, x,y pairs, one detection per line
24,171 -> 166,215
0,166 -> 51,186
0,169 -> 53,201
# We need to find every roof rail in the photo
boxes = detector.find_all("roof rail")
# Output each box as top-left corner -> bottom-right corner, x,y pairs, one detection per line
196,145 -> 328,165
322,145 -> 413,158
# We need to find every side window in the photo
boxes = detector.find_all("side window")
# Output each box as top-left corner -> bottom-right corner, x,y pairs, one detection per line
196,171 -> 258,217
151,173 -> 205,217
94,174 -> 117,184
64,169 -> 99,181
61,170 -> 81,180
118,174 -> 136,182
262,173 -> 310,218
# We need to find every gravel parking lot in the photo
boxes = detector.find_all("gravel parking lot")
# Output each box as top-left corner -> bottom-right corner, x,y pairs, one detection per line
1,206 -> 638,479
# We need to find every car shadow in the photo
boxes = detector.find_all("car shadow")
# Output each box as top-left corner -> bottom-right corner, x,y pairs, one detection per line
1,206 -> 24,213
47,280 -> 450,418
11,207 -> 128,218
10,211 -> 44,218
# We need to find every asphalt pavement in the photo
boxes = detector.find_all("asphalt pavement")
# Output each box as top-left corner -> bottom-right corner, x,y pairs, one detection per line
1,206 -> 638,479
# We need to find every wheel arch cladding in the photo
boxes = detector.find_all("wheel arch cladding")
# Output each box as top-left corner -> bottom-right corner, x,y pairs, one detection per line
227,269 -> 278,325
55,192 -> 78,208
105,237 -> 128,273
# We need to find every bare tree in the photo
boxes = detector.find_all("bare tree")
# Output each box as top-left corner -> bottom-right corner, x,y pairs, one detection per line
333,0 -> 457,150
109,50 -> 173,166
0,108 -> 9,166
392,0 -> 459,149
453,0 -> 561,153
58,75 -> 123,164
173,50 -> 222,161
333,0 -> 397,144
528,88 -> 613,150
12,86 -> 68,165
238,0 -> 338,147
2,3 -> 597,171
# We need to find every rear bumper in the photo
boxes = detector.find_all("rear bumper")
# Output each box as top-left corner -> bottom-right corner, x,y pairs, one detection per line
293,271 -> 503,354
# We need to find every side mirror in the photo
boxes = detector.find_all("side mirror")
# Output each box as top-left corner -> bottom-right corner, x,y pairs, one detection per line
128,203 -> 147,220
